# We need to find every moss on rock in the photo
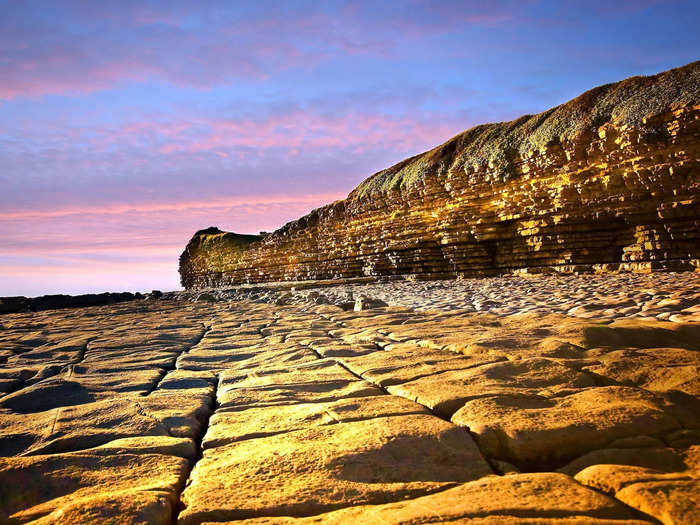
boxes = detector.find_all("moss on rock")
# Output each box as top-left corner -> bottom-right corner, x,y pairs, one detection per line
179,227 -> 262,288
351,60 -> 700,199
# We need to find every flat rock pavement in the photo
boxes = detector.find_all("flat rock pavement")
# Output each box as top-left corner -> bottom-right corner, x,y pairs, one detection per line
0,274 -> 698,524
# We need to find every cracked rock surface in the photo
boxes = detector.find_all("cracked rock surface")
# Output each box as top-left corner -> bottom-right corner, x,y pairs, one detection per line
0,278 -> 699,524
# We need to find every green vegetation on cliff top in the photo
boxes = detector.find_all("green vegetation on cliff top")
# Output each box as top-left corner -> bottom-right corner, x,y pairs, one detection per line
350,60 -> 700,200
190,227 -> 262,251
179,227 -> 262,273
182,61 -> 700,252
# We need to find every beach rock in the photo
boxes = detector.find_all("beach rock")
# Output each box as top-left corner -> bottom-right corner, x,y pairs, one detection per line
0,293 -> 137,315
0,296 -> 30,315
1,283 -> 700,523
564,446 -> 700,524
0,398 -> 170,456
353,296 -> 388,311
451,386 -> 680,468
0,453 -> 188,524
203,395 -> 428,449
216,473 -> 646,524
583,347 -> 700,396
216,359 -> 381,409
178,414 -> 492,524
195,292 -> 217,302
388,357 -> 595,418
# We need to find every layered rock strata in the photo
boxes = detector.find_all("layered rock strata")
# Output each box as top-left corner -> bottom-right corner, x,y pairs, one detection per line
180,61 -> 700,288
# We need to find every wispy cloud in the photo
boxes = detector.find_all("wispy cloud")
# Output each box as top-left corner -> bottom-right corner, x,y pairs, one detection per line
0,192 -> 346,220
0,0 -> 531,99
154,111 -> 465,156
0,102 -> 472,214
0,191 -> 346,295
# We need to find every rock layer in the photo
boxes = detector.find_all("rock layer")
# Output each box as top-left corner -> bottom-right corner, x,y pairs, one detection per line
180,61 -> 700,288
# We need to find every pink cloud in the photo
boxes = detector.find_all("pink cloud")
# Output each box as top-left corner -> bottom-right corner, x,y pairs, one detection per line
0,102 -> 474,235
0,190 -> 353,295
3,107 -> 467,182
0,192 -> 347,220
0,261 -> 174,275
148,111 -> 464,158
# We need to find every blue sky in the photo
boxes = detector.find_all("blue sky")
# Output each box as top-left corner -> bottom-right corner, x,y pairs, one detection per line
1,0 -> 698,295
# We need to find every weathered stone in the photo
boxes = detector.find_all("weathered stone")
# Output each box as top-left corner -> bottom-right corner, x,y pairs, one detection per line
388,357 -> 595,418
179,414 -> 492,523
0,453 -> 189,523
1,287 -> 700,523
353,296 -> 388,311
195,292 -> 217,302
217,359 -> 381,409
0,398 -> 170,456
337,342 -> 503,388
137,391 -> 214,439
29,490 -> 176,525
451,386 -> 680,468
0,370 -> 159,413
157,369 -> 217,397
64,436 -> 198,460
0,292 -> 137,316
566,446 -> 699,524
583,347 -> 700,396
559,447 -> 687,478
616,480 -> 699,525
214,473 -> 647,524
582,319 -> 700,350
203,395 -> 428,449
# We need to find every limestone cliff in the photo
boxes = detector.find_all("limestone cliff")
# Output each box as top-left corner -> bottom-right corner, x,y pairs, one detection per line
179,228 -> 262,288
180,61 -> 700,288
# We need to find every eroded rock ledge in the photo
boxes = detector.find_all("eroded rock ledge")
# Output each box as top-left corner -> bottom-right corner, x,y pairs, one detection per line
180,61 -> 700,289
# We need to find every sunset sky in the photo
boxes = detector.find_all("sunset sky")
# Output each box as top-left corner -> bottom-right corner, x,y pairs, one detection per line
2,0 -> 699,296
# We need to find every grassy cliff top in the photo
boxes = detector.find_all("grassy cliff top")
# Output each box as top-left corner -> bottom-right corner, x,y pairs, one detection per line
350,60 -> 700,200
182,227 -> 262,256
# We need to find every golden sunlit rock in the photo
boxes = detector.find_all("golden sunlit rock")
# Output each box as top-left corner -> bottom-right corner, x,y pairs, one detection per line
180,62 -> 700,288
0,292 -> 698,523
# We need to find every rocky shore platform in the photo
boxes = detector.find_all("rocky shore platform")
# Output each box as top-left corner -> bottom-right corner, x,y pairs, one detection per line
1,272 -> 698,524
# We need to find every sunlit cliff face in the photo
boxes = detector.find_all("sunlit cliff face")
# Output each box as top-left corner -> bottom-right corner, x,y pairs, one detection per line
2,0 -> 699,295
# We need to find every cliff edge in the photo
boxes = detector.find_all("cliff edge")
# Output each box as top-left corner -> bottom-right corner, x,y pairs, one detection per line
180,61 -> 700,288
179,228 -> 262,288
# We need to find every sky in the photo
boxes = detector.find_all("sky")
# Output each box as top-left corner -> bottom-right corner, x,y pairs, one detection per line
1,0 -> 699,296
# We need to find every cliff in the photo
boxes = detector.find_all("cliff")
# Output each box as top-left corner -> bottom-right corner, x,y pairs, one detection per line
179,228 -> 262,288
180,61 -> 700,288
